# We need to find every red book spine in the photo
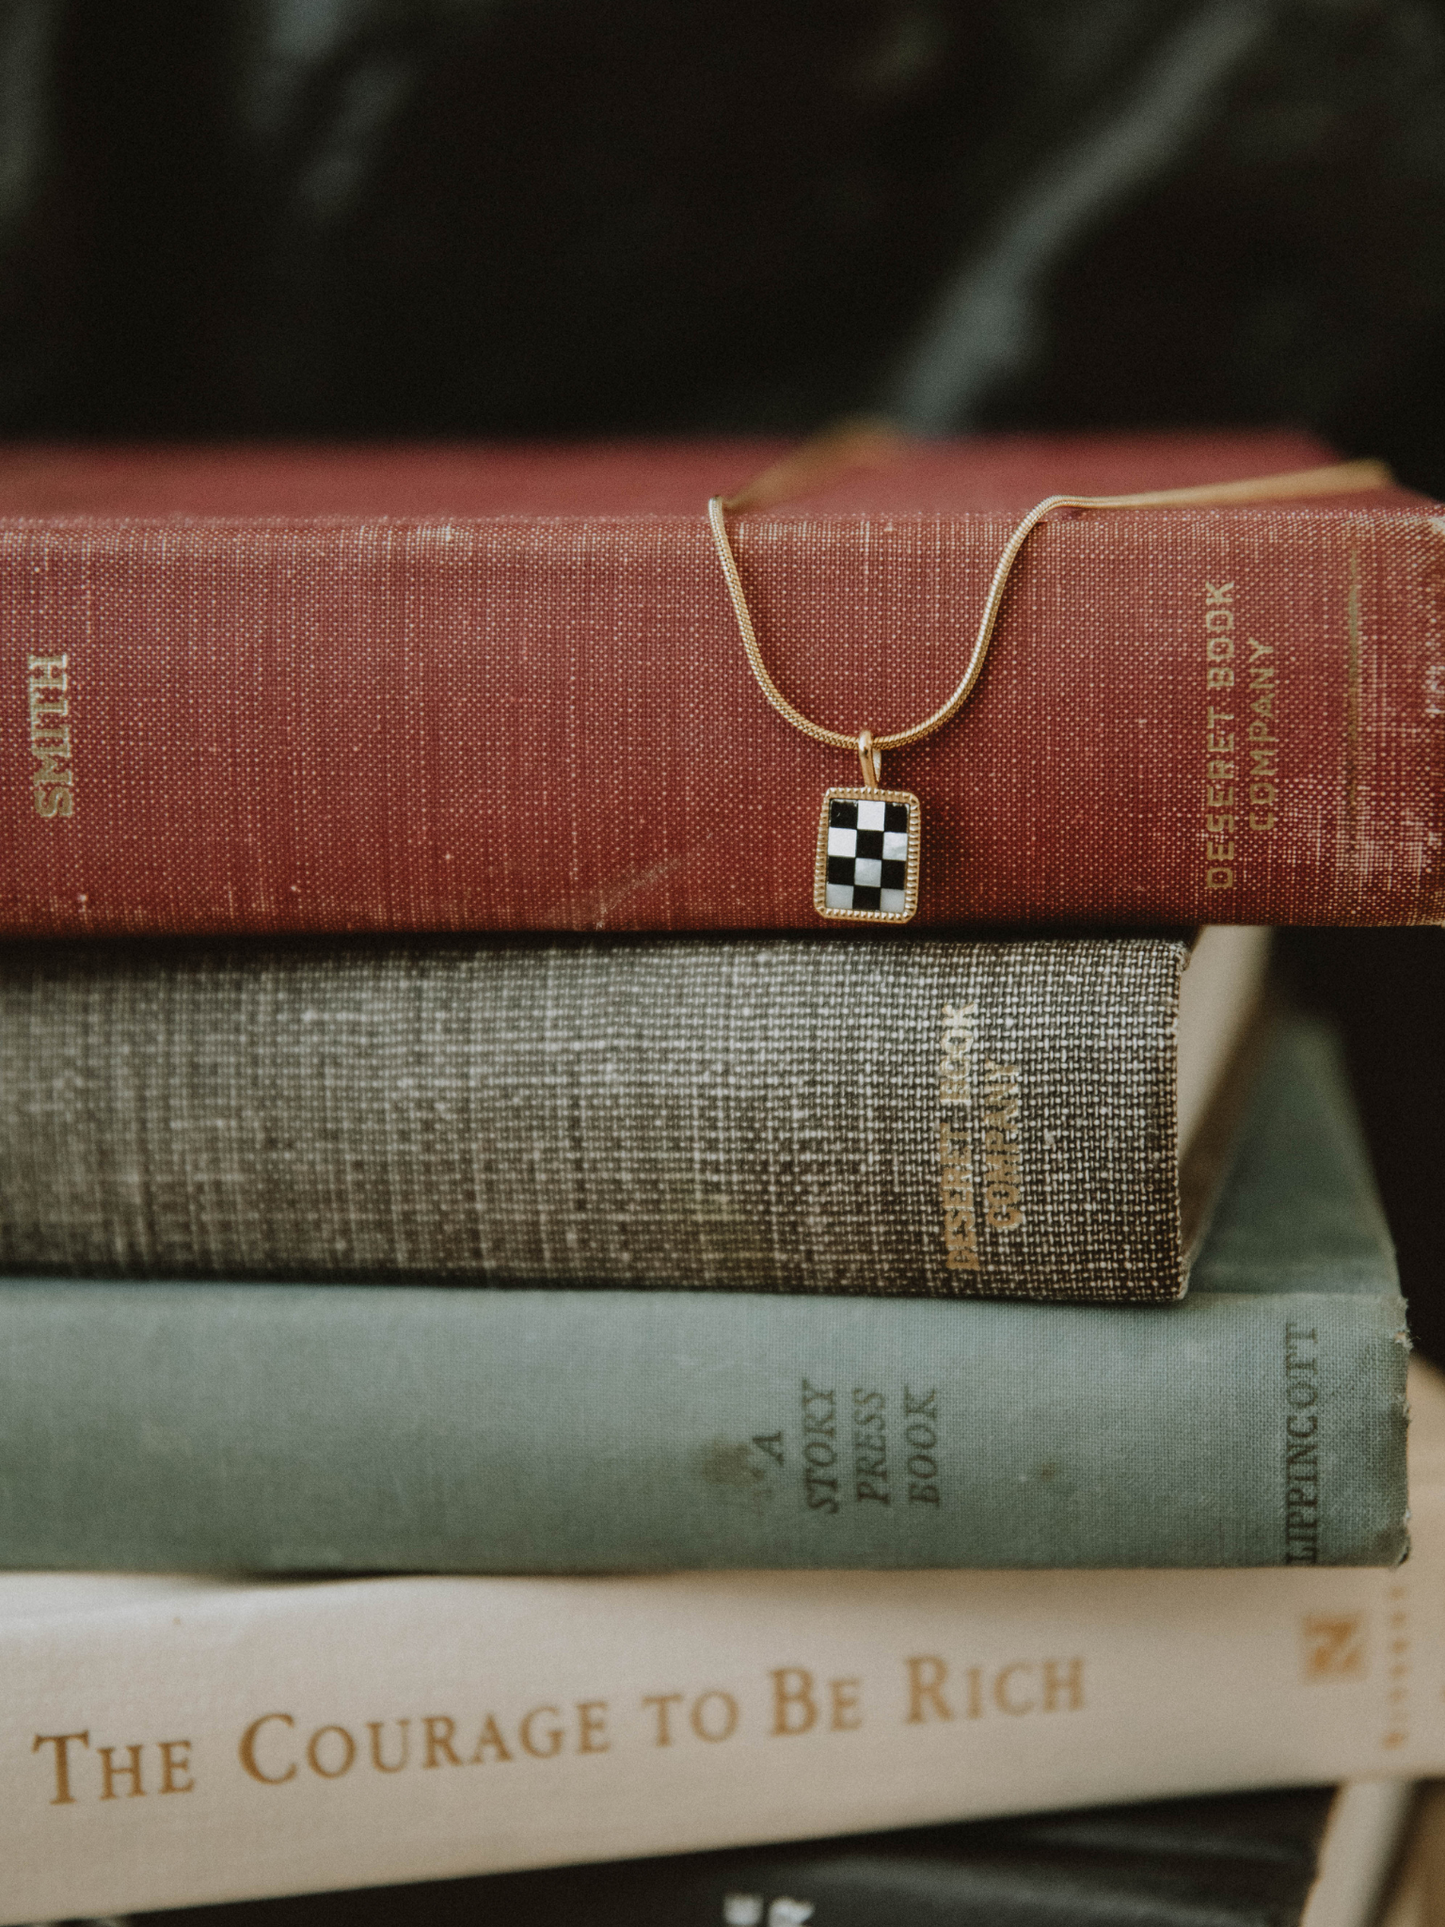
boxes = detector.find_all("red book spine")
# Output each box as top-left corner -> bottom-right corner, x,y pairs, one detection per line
2,505 -> 1441,934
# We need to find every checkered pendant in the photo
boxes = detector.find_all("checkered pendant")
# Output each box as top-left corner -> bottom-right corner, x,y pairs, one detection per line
814,787 -> 921,923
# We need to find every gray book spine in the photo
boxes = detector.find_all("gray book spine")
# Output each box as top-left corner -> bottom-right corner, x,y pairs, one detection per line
0,934 -> 1198,1302
0,1022 -> 1408,1571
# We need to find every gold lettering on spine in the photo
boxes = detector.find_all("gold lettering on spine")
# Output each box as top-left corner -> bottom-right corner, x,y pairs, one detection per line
98,1743 -> 146,1798
938,1001 -> 980,1271
519,1706 -> 565,1758
422,1716 -> 461,1767
690,1691 -> 739,1742
643,1693 -> 684,1746
829,1678 -> 862,1730
469,1714 -> 513,1763
1301,1614 -> 1365,1681
27,654 -> 75,818
239,1713 -> 297,1784
367,1719 -> 411,1772
1202,583 -> 1237,890
1201,578 -> 1280,889
576,1701 -> 610,1754
158,1739 -> 195,1793
902,1655 -> 1084,1724
768,1667 -> 818,1736
1041,1658 -> 1085,1712
306,1726 -> 356,1779
965,1667 -> 984,1719
32,1730 -> 90,1804
904,1656 -> 953,1723
993,1664 -> 1036,1716
979,1058 -> 1024,1231
1382,1582 -> 1410,1751
1246,634 -> 1280,832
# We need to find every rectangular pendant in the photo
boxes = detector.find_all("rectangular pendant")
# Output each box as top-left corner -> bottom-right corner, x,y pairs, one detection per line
814,787 -> 921,924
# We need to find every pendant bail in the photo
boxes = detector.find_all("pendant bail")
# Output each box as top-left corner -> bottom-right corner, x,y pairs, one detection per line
857,729 -> 883,790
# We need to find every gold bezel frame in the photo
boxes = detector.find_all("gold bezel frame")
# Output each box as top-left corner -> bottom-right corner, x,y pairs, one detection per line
813,786 -> 921,924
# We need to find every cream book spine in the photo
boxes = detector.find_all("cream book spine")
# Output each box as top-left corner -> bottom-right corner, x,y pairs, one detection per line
4,1359 -> 1440,1924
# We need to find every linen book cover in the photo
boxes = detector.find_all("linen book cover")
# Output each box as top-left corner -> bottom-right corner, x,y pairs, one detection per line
0,927 -> 1266,1303
3,430 -> 1440,936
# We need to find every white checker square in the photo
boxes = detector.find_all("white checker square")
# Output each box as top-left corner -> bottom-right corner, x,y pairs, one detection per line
852,857 -> 882,887
882,828 -> 908,861
856,798 -> 887,831
827,826 -> 857,857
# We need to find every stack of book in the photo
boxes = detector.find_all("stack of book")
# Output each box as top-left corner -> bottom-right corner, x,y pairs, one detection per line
0,429 -> 1441,1927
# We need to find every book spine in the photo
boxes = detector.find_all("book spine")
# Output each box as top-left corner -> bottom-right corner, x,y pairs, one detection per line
2,1449 -> 1441,1922
0,1282 -> 1406,1572
1,509 -> 1439,937
0,935 -> 1193,1303
315,1787 -> 1339,1927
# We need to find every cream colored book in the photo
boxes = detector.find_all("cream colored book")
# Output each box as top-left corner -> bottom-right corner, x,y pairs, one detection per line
3,1355 -> 1438,1925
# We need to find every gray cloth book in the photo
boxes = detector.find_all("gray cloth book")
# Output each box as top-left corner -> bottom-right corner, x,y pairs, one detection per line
0,1016 -> 1408,1571
0,927 -> 1267,1303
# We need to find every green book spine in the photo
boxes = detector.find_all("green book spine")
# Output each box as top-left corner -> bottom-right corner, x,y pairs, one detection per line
1,932 -> 1208,1303
0,1020 -> 1407,1572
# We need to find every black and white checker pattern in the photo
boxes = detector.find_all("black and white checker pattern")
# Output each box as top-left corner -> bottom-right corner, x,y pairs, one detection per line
825,796 -> 911,913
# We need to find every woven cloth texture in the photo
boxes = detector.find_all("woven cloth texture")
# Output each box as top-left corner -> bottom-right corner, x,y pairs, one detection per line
0,934 -> 1188,1301
2,434 -> 1440,938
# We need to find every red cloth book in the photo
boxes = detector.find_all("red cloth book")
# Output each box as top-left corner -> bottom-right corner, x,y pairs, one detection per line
3,430 -> 1440,935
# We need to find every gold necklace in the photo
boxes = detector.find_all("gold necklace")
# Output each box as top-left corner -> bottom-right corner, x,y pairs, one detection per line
707,442 -> 1390,925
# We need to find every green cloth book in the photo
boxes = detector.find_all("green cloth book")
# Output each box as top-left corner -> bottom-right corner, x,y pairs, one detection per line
0,1017 -> 1407,1571
0,929 -> 1269,1304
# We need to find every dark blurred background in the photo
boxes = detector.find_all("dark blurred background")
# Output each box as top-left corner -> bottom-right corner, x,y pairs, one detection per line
0,0 -> 1440,1348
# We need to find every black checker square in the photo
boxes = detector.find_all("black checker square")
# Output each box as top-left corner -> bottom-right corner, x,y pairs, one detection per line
819,788 -> 917,919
